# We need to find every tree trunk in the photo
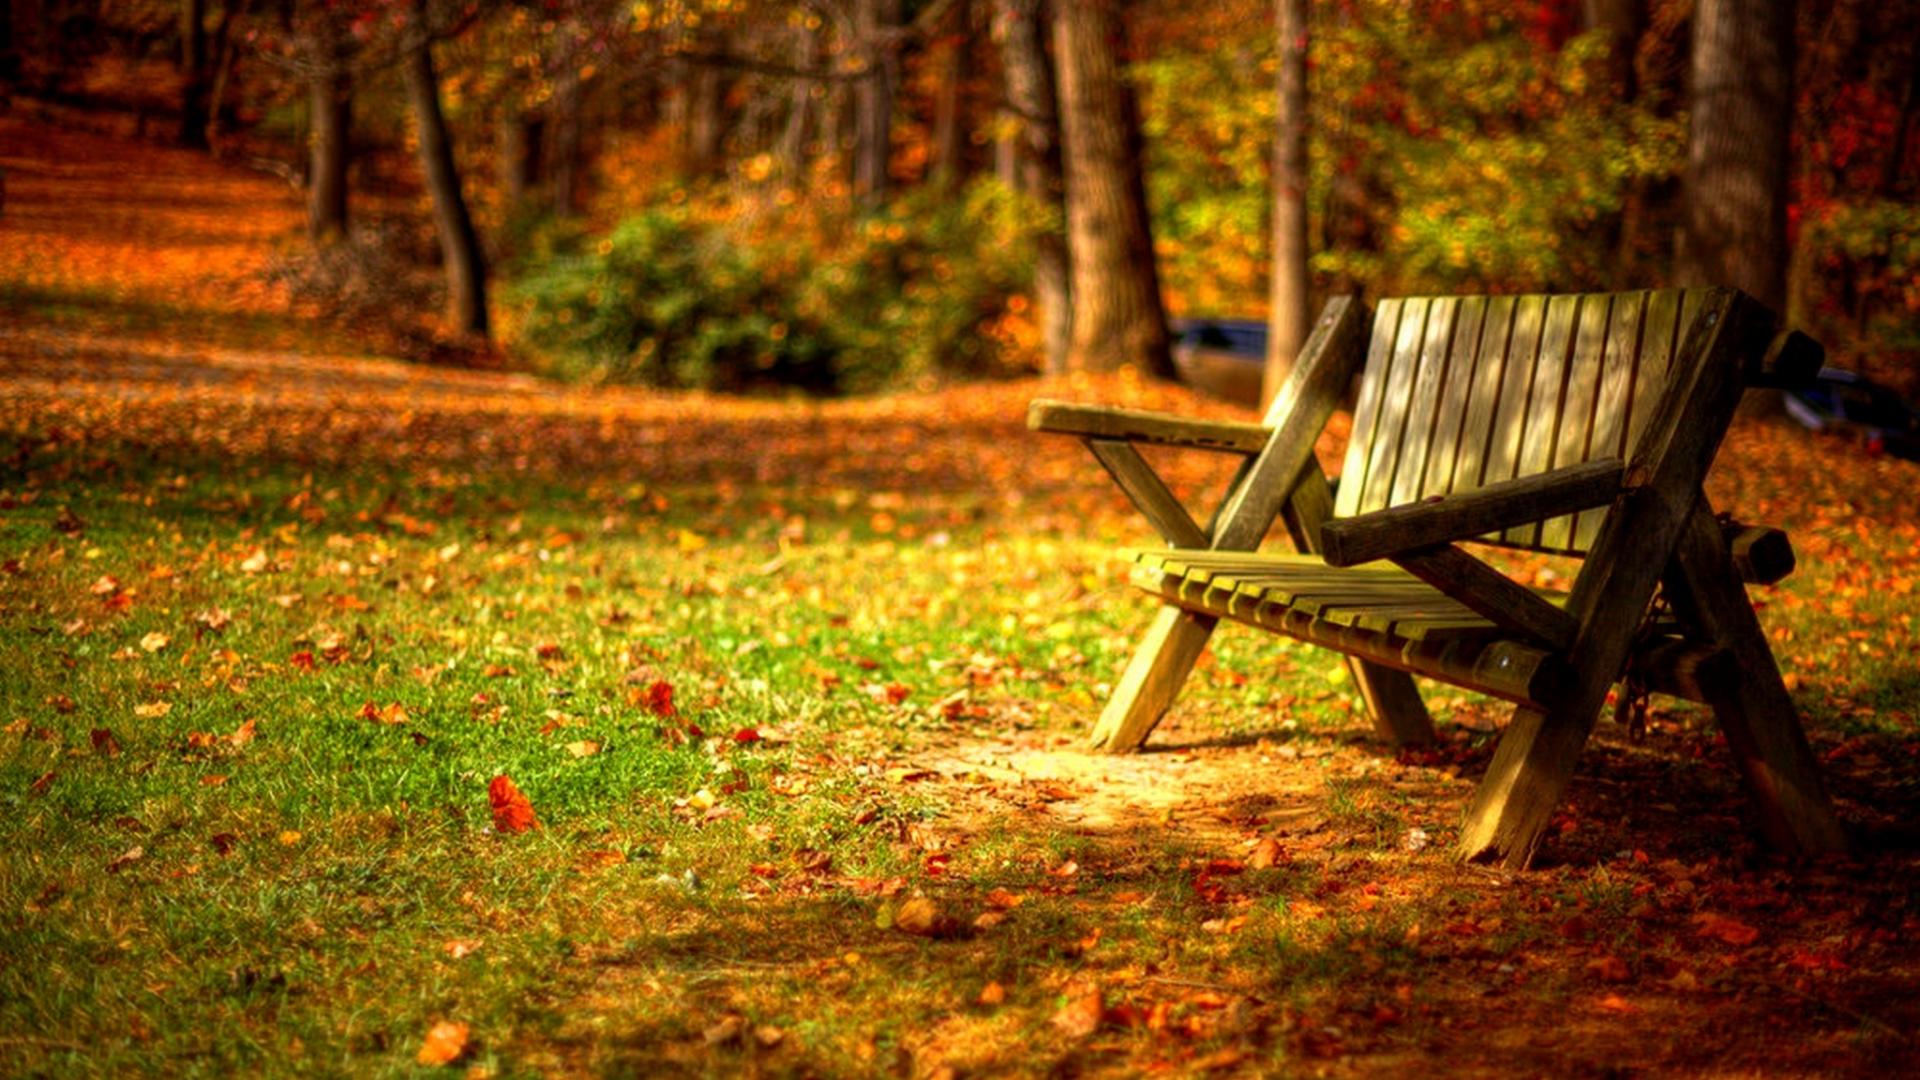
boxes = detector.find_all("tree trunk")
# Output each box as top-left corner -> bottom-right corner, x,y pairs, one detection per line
929,0 -> 971,189
1053,0 -> 1172,377
550,48 -> 584,217
999,0 -> 1070,373
404,0 -> 488,338
179,0 -> 209,148
778,20 -> 818,180
1263,0 -> 1310,409
2,0 -> 18,87
307,13 -> 351,243
498,110 -> 542,207
853,0 -> 900,205
1583,0 -> 1647,100
1676,0 -> 1794,315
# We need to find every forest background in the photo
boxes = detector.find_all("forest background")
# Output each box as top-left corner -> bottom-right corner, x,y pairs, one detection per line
3,0 -> 1917,397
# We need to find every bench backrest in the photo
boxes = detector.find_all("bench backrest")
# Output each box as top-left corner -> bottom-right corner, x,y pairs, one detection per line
1333,289 -> 1717,556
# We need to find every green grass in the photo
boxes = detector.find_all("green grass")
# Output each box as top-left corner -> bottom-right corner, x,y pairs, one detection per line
6,381 -> 1920,1078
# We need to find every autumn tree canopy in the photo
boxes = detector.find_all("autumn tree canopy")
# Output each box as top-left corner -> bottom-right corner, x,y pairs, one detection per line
7,0 -> 1917,390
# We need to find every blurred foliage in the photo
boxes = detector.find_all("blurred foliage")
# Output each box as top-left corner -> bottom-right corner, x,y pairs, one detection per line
506,179 -> 1038,393
1138,1 -> 1686,318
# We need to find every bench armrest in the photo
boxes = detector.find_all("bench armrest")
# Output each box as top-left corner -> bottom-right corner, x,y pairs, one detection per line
1320,459 -> 1627,567
1027,400 -> 1271,455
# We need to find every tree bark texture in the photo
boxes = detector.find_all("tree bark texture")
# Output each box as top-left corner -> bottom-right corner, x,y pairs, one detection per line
1583,0 -> 1647,99
998,0 -> 1070,373
1677,0 -> 1794,314
1263,0 -> 1310,408
853,0 -> 901,204
306,11 -> 352,243
1053,0 -> 1172,377
404,0 -> 488,338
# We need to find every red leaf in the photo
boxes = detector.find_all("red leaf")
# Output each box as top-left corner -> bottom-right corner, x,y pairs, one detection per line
641,680 -> 676,718
731,727 -> 762,744
487,775 -> 539,834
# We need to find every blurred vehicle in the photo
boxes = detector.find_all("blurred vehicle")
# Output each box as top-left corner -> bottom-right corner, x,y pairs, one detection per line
1783,368 -> 1920,461
1170,318 -> 1267,407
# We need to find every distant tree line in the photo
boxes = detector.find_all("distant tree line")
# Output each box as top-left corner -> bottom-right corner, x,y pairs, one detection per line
1,0 -> 1914,393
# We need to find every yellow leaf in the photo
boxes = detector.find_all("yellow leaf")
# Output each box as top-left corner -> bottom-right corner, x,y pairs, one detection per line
134,702 -> 172,719
565,740 -> 602,758
140,632 -> 170,652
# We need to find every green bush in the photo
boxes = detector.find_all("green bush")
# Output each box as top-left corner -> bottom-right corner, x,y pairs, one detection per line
506,179 -> 1037,394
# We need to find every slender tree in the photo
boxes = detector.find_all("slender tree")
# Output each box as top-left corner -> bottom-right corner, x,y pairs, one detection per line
997,0 -> 1069,373
404,0 -> 488,338
1263,0 -> 1309,407
1677,0 -> 1794,314
307,4 -> 353,242
1053,0 -> 1172,376
180,0 -> 211,147
853,0 -> 900,204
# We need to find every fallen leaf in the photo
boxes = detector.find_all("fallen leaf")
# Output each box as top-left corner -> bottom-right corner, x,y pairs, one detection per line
140,632 -> 170,653
106,845 -> 145,872
1693,913 -> 1762,947
1585,955 -> 1632,983
415,1020 -> 469,1066
703,1015 -> 744,1046
564,740 -> 601,758
90,728 -> 122,756
1248,837 -> 1284,869
894,897 -> 960,939
1051,986 -> 1105,1039
445,940 -> 483,959
978,981 -> 1007,1006
134,702 -> 172,719
488,775 -> 539,834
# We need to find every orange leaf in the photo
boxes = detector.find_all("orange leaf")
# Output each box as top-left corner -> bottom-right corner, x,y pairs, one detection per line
488,775 -> 539,834
415,1020 -> 469,1066
1693,913 -> 1761,947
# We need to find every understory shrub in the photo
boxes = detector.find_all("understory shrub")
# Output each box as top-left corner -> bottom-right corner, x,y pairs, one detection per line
507,179 -> 1037,394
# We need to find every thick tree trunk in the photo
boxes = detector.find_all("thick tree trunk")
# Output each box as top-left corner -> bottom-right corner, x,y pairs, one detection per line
1676,0 -> 1794,315
307,17 -> 351,243
179,0 -> 209,148
404,0 -> 488,338
853,0 -> 900,204
998,0 -> 1069,373
1263,0 -> 1310,408
1053,0 -> 1172,377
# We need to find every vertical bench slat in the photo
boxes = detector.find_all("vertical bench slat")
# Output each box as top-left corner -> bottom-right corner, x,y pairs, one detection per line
1422,296 -> 1489,498
1623,290 -> 1687,470
1540,295 -> 1617,551
1480,296 -> 1550,502
1505,295 -> 1582,546
1336,299 -> 1406,520
1356,297 -> 1434,515
1574,292 -> 1651,550
1447,295 -> 1518,497
1390,297 -> 1462,507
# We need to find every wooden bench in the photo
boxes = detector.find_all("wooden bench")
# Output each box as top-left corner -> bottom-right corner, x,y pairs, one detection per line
1031,287 -> 1849,868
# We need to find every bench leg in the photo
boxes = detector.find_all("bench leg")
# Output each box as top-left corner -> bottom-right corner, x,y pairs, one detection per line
1455,699 -> 1604,868
1664,507 -> 1849,855
1090,605 -> 1217,752
1349,659 -> 1436,746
